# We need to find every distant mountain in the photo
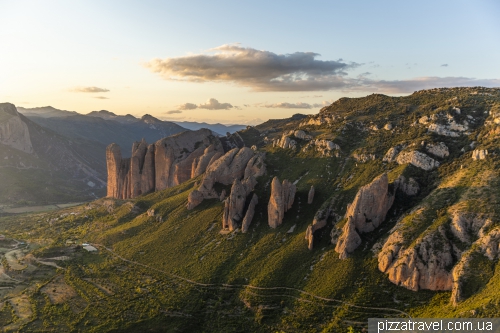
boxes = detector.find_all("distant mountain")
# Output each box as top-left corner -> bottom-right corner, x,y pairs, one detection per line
19,108 -> 189,157
87,110 -> 139,124
0,103 -> 106,205
16,106 -> 78,118
172,121 -> 246,135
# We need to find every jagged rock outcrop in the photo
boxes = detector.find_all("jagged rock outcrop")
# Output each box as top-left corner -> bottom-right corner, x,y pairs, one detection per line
471,149 -> 488,160
308,186 -> 315,204
191,145 -> 224,178
306,206 -> 332,250
268,177 -> 296,228
242,193 -> 258,233
425,142 -> 449,158
155,129 -> 224,190
222,179 -> 247,231
293,130 -> 312,140
107,129 -> 221,199
273,135 -> 296,149
302,139 -> 340,157
383,144 -> 405,163
187,148 -> 265,209
353,153 -> 376,163
378,226 -> 454,291
394,175 -> 419,196
335,173 -> 395,259
0,103 -> 33,154
396,151 -> 440,170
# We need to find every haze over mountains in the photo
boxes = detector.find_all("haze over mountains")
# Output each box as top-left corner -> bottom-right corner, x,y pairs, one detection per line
0,104 -> 246,206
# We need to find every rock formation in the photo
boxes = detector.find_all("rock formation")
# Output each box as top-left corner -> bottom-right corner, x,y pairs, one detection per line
187,148 -> 266,210
308,186 -> 315,204
107,129 -> 222,199
394,175 -> 419,196
383,144 -> 405,163
306,207 -> 332,250
0,103 -> 33,154
268,177 -> 296,228
425,142 -> 449,158
335,173 -> 395,259
222,179 -> 247,231
242,193 -> 258,233
471,149 -> 488,160
395,150 -> 440,171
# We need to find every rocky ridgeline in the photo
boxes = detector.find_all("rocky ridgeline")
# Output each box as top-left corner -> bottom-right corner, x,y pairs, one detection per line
334,173 -> 396,259
0,103 -> 33,154
107,129 -> 223,199
268,177 -> 296,228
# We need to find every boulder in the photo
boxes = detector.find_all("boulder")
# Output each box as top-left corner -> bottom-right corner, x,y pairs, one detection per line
268,177 -> 296,228
241,193 -> 258,233
383,144 -> 404,163
394,175 -> 419,196
396,150 -> 440,171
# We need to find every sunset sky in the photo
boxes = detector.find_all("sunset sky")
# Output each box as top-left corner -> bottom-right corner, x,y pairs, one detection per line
1,0 -> 499,125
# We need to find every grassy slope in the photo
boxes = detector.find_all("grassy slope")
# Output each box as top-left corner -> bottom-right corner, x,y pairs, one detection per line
1,87 -> 500,332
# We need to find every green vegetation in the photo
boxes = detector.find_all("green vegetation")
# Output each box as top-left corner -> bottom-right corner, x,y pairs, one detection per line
1,87 -> 500,331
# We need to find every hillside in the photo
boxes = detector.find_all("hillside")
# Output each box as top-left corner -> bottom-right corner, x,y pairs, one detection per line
1,87 -> 500,332
0,103 -> 107,206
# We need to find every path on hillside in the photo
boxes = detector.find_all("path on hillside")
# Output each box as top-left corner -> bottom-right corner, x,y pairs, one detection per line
94,244 -> 411,318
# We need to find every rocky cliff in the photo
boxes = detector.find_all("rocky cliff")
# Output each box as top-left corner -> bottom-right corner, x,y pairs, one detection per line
268,177 -> 296,228
107,129 -> 223,199
0,103 -> 33,154
335,173 -> 395,259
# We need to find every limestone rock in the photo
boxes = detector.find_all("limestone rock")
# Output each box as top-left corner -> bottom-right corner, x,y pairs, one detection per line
222,179 -> 247,231
268,177 -> 296,228
191,144 -> 225,178
471,149 -> 488,160
396,151 -> 440,171
241,193 -> 258,233
0,103 -> 33,154
394,175 -> 419,196
187,190 -> 204,210
384,123 -> 393,130
219,189 -> 226,201
353,153 -> 376,163
383,145 -> 404,163
306,206 -> 333,250
107,129 -> 219,199
307,185 -> 315,204
293,130 -> 312,140
426,142 -> 449,158
188,147 -> 265,210
273,135 -> 296,149
335,173 -> 395,258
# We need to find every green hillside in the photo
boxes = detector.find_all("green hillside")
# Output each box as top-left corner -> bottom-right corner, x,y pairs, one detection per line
1,87 -> 500,332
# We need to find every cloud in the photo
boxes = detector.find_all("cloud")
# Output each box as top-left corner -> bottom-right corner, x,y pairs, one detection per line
264,100 -> 332,109
359,76 -> 500,94
198,98 -> 233,110
165,110 -> 183,114
441,64 -> 448,67
178,102 -> 198,110
145,44 -> 359,91
93,96 -> 109,99
71,86 -> 110,93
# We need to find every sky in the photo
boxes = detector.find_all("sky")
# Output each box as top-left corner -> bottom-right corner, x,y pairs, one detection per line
1,0 -> 499,125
